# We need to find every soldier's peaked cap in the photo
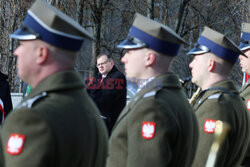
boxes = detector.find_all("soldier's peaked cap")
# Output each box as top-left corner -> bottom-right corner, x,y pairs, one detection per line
187,26 -> 246,63
117,13 -> 186,56
239,22 -> 250,51
10,0 -> 93,51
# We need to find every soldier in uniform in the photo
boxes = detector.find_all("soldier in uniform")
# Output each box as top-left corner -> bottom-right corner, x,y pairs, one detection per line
106,13 -> 199,167
0,0 -> 108,166
238,22 -> 250,166
187,26 -> 249,166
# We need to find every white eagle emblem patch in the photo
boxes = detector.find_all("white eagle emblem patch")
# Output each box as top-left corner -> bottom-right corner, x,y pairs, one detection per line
204,119 -> 216,133
7,134 -> 26,155
142,121 -> 156,139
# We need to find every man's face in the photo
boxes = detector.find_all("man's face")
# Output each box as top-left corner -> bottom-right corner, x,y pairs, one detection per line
14,40 -> 38,84
96,55 -> 113,75
189,54 -> 208,87
239,49 -> 250,74
121,48 -> 146,82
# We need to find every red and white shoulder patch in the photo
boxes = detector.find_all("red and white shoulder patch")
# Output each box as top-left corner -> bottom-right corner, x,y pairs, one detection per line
204,119 -> 216,133
141,121 -> 156,139
6,133 -> 26,155
247,99 -> 250,110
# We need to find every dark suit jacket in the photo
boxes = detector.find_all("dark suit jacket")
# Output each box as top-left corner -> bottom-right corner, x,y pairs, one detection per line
87,66 -> 127,135
0,72 -> 13,123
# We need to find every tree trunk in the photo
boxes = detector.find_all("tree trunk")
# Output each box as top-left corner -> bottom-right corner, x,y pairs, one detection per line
77,0 -> 84,25
175,0 -> 189,34
147,0 -> 154,19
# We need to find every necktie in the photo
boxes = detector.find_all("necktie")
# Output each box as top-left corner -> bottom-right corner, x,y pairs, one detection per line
100,76 -> 105,84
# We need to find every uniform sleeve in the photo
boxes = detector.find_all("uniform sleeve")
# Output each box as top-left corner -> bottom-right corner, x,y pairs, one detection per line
126,97 -> 176,167
193,99 -> 230,166
0,108 -> 55,167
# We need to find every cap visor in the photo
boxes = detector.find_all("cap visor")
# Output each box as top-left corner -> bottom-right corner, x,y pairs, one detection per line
187,47 -> 209,55
117,38 -> 146,49
239,42 -> 250,51
10,27 -> 37,40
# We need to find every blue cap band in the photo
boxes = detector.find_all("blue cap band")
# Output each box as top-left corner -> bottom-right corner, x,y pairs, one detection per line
24,12 -> 84,51
242,32 -> 250,41
198,36 -> 238,63
129,26 -> 180,56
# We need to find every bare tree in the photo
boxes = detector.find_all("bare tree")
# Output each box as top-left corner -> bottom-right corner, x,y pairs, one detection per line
0,0 -> 249,92
147,0 -> 154,19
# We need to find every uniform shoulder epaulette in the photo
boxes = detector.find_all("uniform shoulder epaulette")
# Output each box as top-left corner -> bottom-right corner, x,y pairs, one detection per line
15,92 -> 47,109
206,86 -> 236,98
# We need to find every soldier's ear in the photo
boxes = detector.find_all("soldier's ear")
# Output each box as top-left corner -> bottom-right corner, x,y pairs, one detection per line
208,58 -> 216,72
145,51 -> 156,66
36,45 -> 49,65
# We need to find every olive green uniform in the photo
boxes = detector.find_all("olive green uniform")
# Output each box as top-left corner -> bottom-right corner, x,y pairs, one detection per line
240,81 -> 250,166
106,72 -> 199,167
192,80 -> 249,167
240,81 -> 250,100
0,70 -> 108,167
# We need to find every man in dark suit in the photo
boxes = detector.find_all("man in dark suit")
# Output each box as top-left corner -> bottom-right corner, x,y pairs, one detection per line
87,54 -> 127,136
0,0 -> 108,166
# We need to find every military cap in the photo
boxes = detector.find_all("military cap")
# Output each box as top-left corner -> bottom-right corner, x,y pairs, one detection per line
239,22 -> 250,51
117,13 -> 186,56
187,26 -> 246,63
10,0 -> 93,51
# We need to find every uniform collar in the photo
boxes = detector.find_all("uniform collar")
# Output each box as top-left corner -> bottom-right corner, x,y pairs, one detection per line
27,70 -> 84,98
135,72 -> 181,98
113,72 -> 181,129
240,80 -> 250,93
205,80 -> 238,94
194,80 -> 238,109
